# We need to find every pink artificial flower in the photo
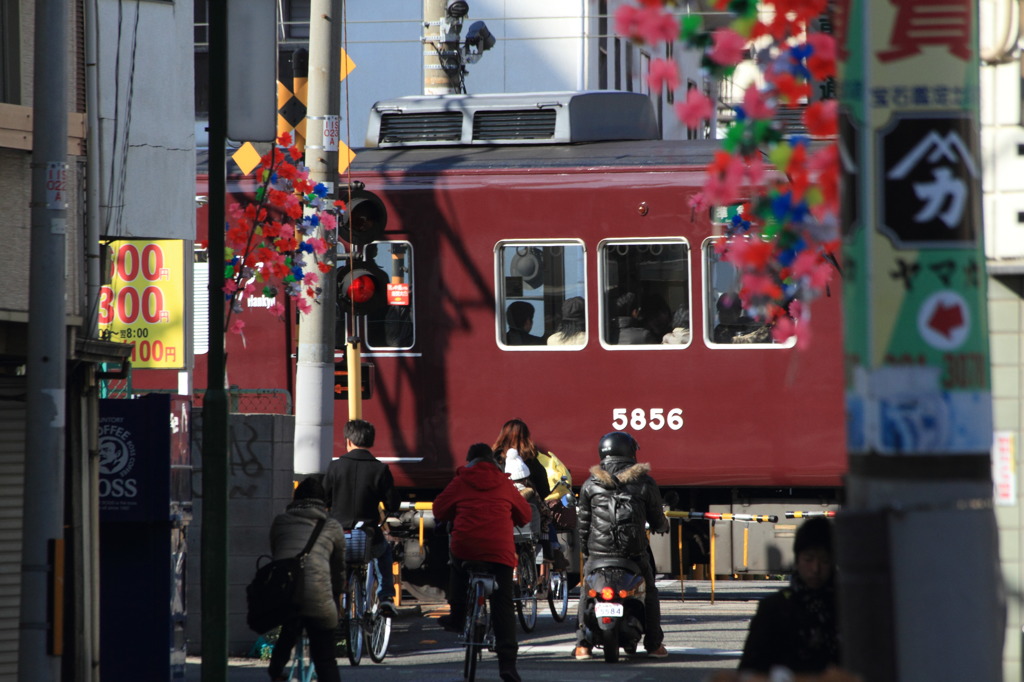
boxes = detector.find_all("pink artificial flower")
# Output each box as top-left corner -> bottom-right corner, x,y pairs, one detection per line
675,89 -> 714,129
792,251 -> 834,290
303,272 -> 320,286
647,58 -> 680,93
306,237 -> 328,255
708,28 -> 748,66
318,211 -> 337,231
223,279 -> 239,294
295,297 -> 312,315
688,192 -> 709,213
789,298 -> 804,321
702,174 -> 738,205
229,318 -> 245,335
637,7 -> 679,44
745,154 -> 766,186
742,88 -> 775,120
771,316 -> 796,343
268,303 -> 285,318
614,5 -> 641,39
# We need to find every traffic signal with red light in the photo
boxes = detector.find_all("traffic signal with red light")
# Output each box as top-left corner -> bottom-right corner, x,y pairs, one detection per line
339,261 -> 388,315
339,188 -> 387,245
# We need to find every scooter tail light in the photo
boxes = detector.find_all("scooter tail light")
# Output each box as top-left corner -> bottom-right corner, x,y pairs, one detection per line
587,589 -> 597,598
618,589 -> 629,599
601,586 -> 614,601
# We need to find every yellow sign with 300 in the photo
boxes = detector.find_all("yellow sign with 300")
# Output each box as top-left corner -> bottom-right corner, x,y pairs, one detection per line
98,240 -> 186,369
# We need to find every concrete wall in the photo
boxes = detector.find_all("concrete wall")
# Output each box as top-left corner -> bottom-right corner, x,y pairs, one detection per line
185,411 -> 298,657
989,275 -> 1024,682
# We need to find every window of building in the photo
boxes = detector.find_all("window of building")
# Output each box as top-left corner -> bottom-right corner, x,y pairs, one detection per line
704,237 -> 792,347
0,0 -> 20,104
496,241 -> 586,349
343,240 -> 415,351
599,239 -> 691,348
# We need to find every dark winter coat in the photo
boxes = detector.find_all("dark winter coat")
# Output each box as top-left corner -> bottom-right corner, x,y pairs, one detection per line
614,317 -> 657,344
433,459 -> 532,567
323,448 -> 399,541
269,501 -> 347,629
577,457 -> 668,557
738,574 -> 840,674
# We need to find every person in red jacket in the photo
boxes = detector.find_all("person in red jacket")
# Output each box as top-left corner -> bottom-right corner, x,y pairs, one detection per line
433,443 -> 532,682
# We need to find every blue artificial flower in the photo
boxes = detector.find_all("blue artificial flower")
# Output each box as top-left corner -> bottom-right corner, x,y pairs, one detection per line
314,183 -> 329,197
778,248 -> 796,267
791,201 -> 809,224
309,214 -> 320,227
291,266 -> 305,281
771,192 -> 793,221
299,241 -> 314,253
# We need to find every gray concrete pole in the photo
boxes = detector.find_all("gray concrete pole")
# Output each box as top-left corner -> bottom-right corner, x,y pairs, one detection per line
20,0 -> 68,678
293,0 -> 339,476
423,0 -> 460,95
838,1 -> 1003,679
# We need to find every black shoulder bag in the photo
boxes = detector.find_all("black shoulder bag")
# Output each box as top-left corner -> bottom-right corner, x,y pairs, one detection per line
246,517 -> 327,634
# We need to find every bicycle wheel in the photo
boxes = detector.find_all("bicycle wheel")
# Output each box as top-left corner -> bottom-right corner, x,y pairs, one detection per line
366,566 -> 392,663
548,570 -> 569,622
464,581 -> 486,682
515,548 -> 538,632
345,576 -> 364,666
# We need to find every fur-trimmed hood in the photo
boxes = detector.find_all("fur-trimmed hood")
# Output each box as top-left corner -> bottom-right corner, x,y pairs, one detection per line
588,460 -> 652,488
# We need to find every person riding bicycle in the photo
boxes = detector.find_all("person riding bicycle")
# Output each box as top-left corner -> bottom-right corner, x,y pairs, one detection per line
433,443 -> 532,682
266,477 -> 347,682
323,419 -> 400,612
574,431 -> 670,660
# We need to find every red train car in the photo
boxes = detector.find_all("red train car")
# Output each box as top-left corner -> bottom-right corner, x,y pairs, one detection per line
175,92 -> 845,576
330,93 -> 847,505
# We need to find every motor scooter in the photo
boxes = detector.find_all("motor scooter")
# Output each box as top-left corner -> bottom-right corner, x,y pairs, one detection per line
580,555 -> 646,662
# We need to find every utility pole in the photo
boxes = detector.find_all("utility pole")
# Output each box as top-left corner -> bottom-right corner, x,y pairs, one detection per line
838,1 -> 1003,679
293,0 -> 340,476
201,0 -> 229,679
423,0 -> 463,95
21,0 -> 68,679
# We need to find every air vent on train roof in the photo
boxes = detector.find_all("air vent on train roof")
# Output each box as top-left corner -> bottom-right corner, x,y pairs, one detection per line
365,91 -> 660,148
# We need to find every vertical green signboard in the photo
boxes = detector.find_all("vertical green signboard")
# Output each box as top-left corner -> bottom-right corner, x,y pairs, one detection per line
839,0 -> 991,457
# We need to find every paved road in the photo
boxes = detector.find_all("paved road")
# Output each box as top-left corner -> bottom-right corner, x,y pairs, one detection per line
185,579 -> 781,681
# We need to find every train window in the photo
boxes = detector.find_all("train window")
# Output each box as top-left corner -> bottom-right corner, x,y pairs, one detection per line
599,239 -> 691,348
357,241 -> 415,350
703,238 -> 793,347
495,241 -> 587,349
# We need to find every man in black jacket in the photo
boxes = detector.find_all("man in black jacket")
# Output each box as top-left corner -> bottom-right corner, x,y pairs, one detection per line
738,516 -> 839,676
323,419 -> 400,608
574,431 -> 669,660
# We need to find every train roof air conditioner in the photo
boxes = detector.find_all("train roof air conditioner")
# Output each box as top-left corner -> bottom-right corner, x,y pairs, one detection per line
365,91 -> 660,148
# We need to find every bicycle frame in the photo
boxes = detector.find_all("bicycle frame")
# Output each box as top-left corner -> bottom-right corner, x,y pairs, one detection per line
343,551 -> 393,666
462,568 -> 497,682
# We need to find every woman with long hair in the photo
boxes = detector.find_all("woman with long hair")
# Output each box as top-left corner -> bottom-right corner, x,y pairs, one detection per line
492,418 -> 550,499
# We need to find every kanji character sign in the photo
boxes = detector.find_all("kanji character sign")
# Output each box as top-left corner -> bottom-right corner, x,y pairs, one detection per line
878,114 -> 980,248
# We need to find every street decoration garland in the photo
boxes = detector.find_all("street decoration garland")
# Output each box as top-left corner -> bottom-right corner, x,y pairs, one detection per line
618,0 -> 839,348
220,133 -> 339,336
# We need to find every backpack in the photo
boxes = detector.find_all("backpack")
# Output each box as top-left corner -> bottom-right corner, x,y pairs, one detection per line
592,479 -> 647,557
245,518 -> 326,634
537,451 -> 572,500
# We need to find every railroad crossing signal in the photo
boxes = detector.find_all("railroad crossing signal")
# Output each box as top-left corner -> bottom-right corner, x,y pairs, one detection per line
277,79 -> 307,151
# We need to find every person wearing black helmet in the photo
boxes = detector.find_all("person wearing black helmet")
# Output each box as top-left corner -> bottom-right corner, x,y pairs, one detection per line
573,431 -> 670,660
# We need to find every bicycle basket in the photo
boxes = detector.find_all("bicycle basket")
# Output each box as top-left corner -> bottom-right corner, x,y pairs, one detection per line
344,528 -> 374,563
